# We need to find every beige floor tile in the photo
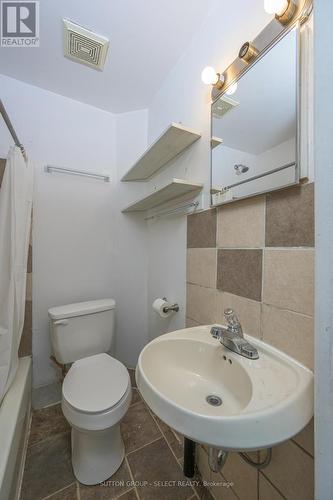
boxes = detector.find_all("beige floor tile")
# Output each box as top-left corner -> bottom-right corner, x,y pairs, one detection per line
216,292 -> 261,338
163,427 -> 184,460
261,304 -> 314,369
121,401 -> 161,453
292,418 -> 314,457
186,284 -> 217,324
28,404 -> 70,447
258,474 -> 284,500
196,445 -> 210,484
210,470 -> 238,500
263,249 -> 314,315
79,460 -> 132,499
221,452 -> 258,500
21,434 -> 74,500
45,483 -> 78,500
117,490 -> 138,500
217,195 -> 265,248
263,439 -> 314,500
127,438 -> 193,500
187,248 -> 217,288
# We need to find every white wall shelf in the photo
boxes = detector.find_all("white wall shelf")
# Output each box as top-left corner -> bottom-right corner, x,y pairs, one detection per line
211,136 -> 223,149
122,178 -> 203,213
121,123 -> 201,182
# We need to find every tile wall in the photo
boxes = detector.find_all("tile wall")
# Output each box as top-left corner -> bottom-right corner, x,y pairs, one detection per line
186,183 -> 314,500
0,158 -> 32,358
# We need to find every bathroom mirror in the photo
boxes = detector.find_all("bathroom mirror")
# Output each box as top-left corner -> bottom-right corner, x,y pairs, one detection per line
211,26 -> 299,205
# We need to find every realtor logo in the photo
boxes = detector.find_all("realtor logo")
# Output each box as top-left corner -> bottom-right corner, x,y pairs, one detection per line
1,1 -> 39,46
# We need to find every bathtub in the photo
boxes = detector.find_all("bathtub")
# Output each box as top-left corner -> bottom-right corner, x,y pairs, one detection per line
0,357 -> 31,500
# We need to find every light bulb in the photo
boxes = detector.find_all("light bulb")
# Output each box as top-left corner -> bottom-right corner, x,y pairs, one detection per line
201,66 -> 218,85
264,0 -> 288,15
226,82 -> 238,95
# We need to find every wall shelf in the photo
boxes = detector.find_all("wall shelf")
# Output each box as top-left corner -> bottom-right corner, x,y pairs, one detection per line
121,123 -> 201,182
211,136 -> 223,149
122,178 -> 203,213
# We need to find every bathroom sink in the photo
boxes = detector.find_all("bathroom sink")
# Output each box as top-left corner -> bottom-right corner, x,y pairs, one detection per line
136,326 -> 313,451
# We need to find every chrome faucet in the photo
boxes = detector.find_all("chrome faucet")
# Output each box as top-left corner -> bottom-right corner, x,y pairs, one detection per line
210,309 -> 259,360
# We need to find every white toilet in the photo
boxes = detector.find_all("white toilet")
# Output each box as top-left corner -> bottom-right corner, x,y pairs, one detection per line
48,299 -> 131,485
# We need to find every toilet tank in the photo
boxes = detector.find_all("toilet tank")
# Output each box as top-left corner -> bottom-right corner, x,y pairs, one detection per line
48,299 -> 116,364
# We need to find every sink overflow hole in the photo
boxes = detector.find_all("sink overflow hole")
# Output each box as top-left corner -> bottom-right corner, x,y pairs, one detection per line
206,395 -> 223,407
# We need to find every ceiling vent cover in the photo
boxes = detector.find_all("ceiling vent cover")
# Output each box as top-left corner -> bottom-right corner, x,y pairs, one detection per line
213,96 -> 239,119
63,19 -> 109,71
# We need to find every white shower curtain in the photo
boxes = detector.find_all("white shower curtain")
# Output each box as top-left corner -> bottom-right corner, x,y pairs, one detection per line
0,146 -> 33,403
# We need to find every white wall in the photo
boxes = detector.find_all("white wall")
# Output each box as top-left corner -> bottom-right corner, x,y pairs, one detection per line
0,74 -> 148,387
0,0 -> 310,386
145,0 -> 269,339
212,137 -> 296,198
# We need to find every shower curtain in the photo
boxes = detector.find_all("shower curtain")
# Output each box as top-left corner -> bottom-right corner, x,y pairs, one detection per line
0,146 -> 33,403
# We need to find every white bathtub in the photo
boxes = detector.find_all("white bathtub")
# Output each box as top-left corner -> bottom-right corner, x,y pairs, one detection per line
0,357 -> 31,500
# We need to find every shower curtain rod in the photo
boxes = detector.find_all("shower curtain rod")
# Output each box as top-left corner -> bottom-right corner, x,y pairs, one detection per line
0,99 -> 27,161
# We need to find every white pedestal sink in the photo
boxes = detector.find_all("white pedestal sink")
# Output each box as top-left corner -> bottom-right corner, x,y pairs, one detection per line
136,325 -> 313,451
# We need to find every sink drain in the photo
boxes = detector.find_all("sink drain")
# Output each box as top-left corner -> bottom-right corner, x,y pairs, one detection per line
206,395 -> 222,406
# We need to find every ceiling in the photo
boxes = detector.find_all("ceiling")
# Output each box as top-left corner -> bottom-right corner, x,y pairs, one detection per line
0,0 -> 216,113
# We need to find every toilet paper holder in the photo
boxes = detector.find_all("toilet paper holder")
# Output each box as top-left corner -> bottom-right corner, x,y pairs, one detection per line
162,297 -> 180,313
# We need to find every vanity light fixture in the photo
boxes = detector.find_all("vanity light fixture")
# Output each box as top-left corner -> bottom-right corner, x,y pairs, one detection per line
201,66 -> 225,90
264,0 -> 296,24
238,42 -> 259,63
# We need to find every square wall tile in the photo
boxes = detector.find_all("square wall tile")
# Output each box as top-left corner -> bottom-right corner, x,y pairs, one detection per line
217,249 -> 263,301
266,183 -> 314,247
263,439 -> 314,500
186,284 -> 217,324
186,248 -> 217,288
187,209 -> 216,248
216,292 -> 261,338
185,317 -> 201,328
261,304 -> 314,370
263,249 -> 314,315
217,195 -> 265,248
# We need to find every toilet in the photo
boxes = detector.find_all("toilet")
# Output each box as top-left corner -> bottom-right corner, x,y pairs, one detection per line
48,299 -> 131,485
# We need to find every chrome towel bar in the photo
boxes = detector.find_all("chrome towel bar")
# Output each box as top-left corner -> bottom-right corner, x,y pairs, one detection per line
44,165 -> 110,182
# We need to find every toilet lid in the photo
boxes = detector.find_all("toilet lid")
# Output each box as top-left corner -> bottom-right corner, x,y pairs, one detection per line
63,353 -> 129,413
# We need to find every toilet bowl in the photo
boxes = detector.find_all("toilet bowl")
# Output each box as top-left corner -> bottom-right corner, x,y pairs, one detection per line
61,353 -> 132,485
48,298 -> 131,485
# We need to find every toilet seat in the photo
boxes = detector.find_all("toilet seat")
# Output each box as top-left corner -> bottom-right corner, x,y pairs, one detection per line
63,353 -> 129,414
62,353 -> 131,432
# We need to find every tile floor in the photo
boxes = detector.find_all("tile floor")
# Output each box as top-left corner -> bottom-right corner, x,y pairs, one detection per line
20,370 -> 213,500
